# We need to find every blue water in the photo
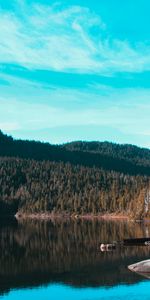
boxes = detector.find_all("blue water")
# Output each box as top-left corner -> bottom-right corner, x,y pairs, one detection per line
1,281 -> 150,300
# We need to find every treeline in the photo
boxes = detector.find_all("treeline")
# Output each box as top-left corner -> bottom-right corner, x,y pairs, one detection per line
63,141 -> 150,167
0,130 -> 150,176
0,130 -> 150,219
0,157 -> 149,219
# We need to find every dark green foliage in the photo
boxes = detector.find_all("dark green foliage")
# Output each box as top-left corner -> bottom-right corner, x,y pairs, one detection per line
0,157 -> 149,216
0,131 -> 150,217
63,141 -> 150,168
0,131 -> 150,176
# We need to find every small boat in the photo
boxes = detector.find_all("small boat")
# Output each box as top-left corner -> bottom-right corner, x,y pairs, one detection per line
128,259 -> 150,278
100,243 -> 116,252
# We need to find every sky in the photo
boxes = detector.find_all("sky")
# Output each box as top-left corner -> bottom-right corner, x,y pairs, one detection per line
1,281 -> 150,300
0,0 -> 150,147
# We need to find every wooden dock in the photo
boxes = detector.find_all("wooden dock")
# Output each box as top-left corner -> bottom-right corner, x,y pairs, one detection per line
100,237 -> 150,251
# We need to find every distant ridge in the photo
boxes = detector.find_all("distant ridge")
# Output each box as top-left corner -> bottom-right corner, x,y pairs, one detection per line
0,130 -> 150,176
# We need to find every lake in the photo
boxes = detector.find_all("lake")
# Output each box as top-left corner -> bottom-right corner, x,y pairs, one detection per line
0,218 -> 150,299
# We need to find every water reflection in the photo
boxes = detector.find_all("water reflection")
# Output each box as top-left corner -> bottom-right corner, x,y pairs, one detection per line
1,281 -> 150,300
0,218 -> 150,297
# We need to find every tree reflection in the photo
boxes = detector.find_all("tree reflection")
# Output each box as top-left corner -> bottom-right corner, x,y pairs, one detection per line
0,219 -> 150,296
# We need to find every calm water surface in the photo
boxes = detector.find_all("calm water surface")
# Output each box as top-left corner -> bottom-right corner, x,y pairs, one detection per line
0,218 -> 150,299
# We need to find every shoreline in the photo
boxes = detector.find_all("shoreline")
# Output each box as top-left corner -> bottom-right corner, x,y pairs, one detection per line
15,212 -> 129,221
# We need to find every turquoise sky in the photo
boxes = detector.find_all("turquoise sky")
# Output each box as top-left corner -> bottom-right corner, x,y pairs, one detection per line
1,281 -> 150,300
0,0 -> 150,147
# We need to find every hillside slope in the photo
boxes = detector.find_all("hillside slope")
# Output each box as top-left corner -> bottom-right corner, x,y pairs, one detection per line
0,131 -> 150,219
63,141 -> 150,167
0,131 -> 150,176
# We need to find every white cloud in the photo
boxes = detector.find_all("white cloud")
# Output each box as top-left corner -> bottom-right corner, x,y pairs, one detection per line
0,2 -> 150,74
0,122 -> 20,131
0,79 -> 150,137
0,71 -> 150,147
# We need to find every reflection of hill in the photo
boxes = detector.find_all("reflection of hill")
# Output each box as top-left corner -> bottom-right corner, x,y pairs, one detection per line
0,219 -> 150,295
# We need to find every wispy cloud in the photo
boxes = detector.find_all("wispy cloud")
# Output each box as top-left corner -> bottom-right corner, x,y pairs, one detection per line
0,70 -> 150,147
0,1 -> 150,74
0,121 -> 19,131
0,73 -> 150,138
1,1 -> 150,147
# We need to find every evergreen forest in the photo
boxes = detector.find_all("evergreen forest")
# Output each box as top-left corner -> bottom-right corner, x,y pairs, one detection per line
0,130 -> 150,219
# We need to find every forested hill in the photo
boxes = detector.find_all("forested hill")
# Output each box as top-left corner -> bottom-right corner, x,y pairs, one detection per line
0,130 -> 150,219
63,141 -> 150,167
0,130 -> 150,176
